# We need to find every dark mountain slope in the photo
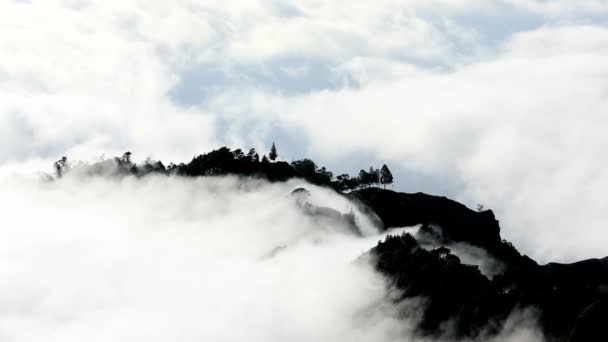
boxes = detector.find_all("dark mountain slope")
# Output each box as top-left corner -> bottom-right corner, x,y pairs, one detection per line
51,148 -> 607,341
357,188 -> 608,341
349,188 -> 528,266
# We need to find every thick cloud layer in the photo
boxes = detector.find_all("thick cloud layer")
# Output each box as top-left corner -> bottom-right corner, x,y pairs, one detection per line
2,0 -> 607,263
0,174 -> 543,341
0,175 -> 389,341
225,25 -> 608,263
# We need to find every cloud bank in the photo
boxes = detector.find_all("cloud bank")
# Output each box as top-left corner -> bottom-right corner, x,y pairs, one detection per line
1,0 -> 607,263
0,173 -> 545,341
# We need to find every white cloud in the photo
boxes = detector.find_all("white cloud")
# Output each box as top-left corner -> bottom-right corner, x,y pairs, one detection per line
0,175 -> 388,341
2,2 -> 605,337
1,0 -> 607,264
504,0 -> 608,17
0,174 -> 544,341
204,25 -> 608,262
0,0 -> 217,162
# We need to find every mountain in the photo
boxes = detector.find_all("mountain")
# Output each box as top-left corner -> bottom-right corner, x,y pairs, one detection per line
352,188 -> 608,341
51,148 -> 607,341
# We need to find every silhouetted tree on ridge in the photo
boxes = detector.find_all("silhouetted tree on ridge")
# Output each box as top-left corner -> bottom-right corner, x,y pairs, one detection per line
53,156 -> 68,178
47,146 -> 608,340
269,142 -> 278,162
49,146 -> 396,193
121,152 -> 132,164
380,164 -> 393,189
369,166 -> 380,187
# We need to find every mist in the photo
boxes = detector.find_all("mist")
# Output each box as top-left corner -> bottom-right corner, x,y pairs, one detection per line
0,171 -> 544,342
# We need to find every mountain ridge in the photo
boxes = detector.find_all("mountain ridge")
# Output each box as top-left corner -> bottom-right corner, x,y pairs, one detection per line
49,147 -> 607,341
352,188 -> 607,341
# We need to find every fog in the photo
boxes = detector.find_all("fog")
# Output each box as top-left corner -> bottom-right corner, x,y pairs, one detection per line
3,0 -> 608,266
0,172 -> 542,341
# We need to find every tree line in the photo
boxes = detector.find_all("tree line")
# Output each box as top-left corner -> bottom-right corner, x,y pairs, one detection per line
52,142 -> 393,192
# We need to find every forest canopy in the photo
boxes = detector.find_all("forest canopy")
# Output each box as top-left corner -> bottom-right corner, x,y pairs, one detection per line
51,143 -> 394,193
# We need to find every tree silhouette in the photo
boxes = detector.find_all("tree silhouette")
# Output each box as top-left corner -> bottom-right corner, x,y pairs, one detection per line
247,148 -> 258,162
121,152 -> 132,164
232,149 -> 245,160
380,164 -> 394,189
291,159 -> 317,178
47,144 -> 393,193
336,174 -> 351,191
369,166 -> 380,187
315,166 -> 333,184
53,156 -> 68,178
269,142 -> 278,162
359,169 -> 371,188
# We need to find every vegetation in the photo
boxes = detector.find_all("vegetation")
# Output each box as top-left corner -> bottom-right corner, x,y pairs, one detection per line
49,143 -> 607,341
269,142 -> 278,162
52,143 -> 394,193
53,156 -> 68,178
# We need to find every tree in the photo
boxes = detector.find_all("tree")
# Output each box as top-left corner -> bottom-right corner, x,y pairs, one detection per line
336,174 -> 350,192
261,154 -> 270,164
347,177 -> 361,191
232,149 -> 245,159
53,156 -> 68,178
369,166 -> 380,187
167,162 -> 178,172
247,148 -> 257,162
121,151 -> 132,164
359,169 -> 371,188
269,142 -> 278,162
291,159 -> 317,178
315,166 -> 333,184
433,246 -> 452,260
336,174 -> 349,182
380,164 -> 394,189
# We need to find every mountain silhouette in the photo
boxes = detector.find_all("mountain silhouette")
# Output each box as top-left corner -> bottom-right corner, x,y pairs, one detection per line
51,147 -> 607,341
354,188 -> 608,341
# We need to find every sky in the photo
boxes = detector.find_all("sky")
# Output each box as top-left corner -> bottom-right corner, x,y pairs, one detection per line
1,0 -> 608,262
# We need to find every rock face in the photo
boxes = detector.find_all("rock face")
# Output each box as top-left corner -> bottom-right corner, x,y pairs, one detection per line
354,188 -> 608,341
349,188 -> 524,264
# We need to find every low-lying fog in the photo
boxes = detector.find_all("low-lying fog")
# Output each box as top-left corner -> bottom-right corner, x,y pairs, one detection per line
0,174 -> 542,341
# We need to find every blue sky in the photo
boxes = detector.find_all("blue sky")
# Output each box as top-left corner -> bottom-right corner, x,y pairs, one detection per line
1,0 -> 608,261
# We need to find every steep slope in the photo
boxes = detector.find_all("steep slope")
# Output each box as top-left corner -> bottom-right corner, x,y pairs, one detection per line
349,188 -> 528,265
355,188 -> 608,341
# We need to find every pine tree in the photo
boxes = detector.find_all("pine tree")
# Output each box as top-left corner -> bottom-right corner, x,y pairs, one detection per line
380,164 -> 394,189
269,142 -> 278,162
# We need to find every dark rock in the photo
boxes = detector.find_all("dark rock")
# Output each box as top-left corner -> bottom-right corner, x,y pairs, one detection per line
360,188 -> 608,341
349,188 -> 527,265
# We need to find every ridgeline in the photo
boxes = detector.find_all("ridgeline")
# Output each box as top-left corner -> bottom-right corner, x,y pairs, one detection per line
51,146 -> 607,341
